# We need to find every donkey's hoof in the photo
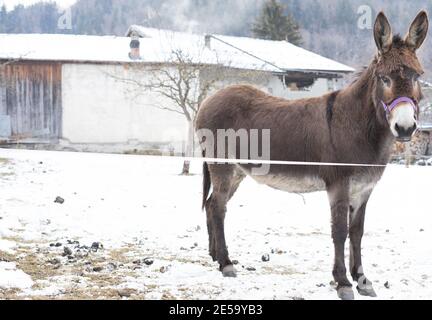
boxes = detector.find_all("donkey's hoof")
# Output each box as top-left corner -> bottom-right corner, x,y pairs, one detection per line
356,285 -> 377,297
337,286 -> 355,300
222,265 -> 237,278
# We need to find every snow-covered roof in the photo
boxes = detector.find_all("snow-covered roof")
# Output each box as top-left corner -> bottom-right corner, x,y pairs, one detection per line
127,26 -> 354,74
0,28 -> 354,74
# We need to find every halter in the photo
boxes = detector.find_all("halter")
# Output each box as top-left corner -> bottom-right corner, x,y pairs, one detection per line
381,97 -> 418,120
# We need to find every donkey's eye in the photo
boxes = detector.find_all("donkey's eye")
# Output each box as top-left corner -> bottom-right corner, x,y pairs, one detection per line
380,76 -> 391,86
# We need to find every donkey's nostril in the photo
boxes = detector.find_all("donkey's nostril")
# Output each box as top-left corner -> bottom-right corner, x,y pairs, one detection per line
395,122 -> 417,140
395,123 -> 400,132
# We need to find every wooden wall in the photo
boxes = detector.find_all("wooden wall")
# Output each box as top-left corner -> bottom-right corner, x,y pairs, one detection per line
0,62 -> 62,141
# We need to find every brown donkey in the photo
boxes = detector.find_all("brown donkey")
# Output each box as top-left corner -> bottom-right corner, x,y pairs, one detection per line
195,11 -> 429,300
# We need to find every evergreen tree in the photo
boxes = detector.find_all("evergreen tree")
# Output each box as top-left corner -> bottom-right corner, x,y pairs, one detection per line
251,0 -> 302,45
0,5 -> 7,33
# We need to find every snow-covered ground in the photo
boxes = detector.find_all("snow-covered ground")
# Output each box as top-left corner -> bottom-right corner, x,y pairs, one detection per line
0,148 -> 431,300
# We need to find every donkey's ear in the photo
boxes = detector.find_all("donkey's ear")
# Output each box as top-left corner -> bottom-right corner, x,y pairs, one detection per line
405,10 -> 429,50
374,12 -> 393,54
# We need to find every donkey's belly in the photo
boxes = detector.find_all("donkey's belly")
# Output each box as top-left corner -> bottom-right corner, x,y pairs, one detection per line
251,174 -> 326,193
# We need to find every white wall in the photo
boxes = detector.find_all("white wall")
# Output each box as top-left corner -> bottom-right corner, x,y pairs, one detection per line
61,63 -> 339,151
62,63 -> 188,147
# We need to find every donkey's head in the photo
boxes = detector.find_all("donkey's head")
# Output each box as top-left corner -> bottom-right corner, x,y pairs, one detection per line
372,11 -> 428,142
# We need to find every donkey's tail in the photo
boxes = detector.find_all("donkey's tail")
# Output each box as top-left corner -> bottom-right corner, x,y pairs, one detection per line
202,161 -> 211,210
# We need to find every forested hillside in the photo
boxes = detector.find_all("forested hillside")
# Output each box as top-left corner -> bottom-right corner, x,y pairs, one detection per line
1,0 -> 432,76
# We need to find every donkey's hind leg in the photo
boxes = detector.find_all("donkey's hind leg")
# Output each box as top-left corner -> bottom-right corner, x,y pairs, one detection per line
205,164 -> 244,277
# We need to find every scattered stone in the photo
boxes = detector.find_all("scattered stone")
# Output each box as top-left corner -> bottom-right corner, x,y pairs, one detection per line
417,160 -> 426,166
67,240 -> 79,245
63,247 -> 72,256
54,196 -> 65,204
384,281 -> 390,289
93,266 -> 103,272
232,260 -> 239,265
55,242 -> 62,247
386,229 -> 390,233
143,258 -> 154,266
420,228 -> 425,232
246,267 -> 256,272
160,266 -> 169,273
316,283 -> 325,288
91,242 -> 103,252
67,255 -> 74,260
261,254 -> 270,262
118,289 -> 134,298
195,225 -> 201,231
107,263 -> 118,271
291,297 -> 305,301
48,258 -> 60,265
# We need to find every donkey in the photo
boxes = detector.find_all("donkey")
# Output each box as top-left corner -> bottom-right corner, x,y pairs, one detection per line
195,11 -> 429,300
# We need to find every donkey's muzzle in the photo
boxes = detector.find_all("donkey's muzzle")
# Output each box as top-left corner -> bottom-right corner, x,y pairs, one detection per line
395,122 -> 417,142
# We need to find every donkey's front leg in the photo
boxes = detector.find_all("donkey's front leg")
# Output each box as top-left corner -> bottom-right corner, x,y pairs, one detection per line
327,180 -> 354,300
349,197 -> 377,297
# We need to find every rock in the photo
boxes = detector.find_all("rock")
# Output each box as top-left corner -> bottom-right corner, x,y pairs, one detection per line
291,297 -> 305,301
261,254 -> 270,262
48,258 -> 60,265
246,267 -> 256,272
54,196 -> 65,204
384,281 -> 390,289
93,266 -> 103,272
195,225 -> 201,231
143,258 -> 154,266
420,228 -> 425,232
416,159 -> 426,166
316,283 -> 326,288
63,247 -> 72,256
160,266 -> 169,273
232,260 -> 239,265
118,289 -> 134,298
107,263 -> 117,271
91,242 -> 103,251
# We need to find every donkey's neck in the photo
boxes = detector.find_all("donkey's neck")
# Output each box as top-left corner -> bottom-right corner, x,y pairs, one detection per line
338,61 -> 394,162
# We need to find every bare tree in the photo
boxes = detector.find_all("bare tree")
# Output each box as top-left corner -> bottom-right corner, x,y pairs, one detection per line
111,49 -> 228,175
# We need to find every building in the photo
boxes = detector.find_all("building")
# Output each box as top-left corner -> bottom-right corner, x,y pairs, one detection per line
0,28 -> 354,153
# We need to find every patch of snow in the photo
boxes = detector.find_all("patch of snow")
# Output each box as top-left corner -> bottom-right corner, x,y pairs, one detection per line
0,148 -> 431,299
0,262 -> 33,290
0,239 -> 16,254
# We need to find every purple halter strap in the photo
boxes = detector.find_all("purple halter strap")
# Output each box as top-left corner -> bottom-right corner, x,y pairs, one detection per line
381,97 -> 418,119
